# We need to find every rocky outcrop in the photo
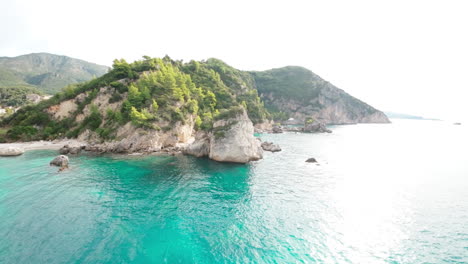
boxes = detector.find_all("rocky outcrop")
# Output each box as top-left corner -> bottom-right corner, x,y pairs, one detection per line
80,115 -> 196,154
50,155 -> 69,167
209,109 -> 263,163
184,133 -> 210,157
59,144 -> 84,155
184,108 -> 263,163
305,158 -> 317,163
46,99 -> 78,120
303,121 -> 332,133
272,125 -> 283,133
0,147 -> 24,156
254,121 -> 274,133
261,142 -> 281,152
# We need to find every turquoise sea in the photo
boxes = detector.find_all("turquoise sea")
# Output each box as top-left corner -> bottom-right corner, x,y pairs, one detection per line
0,119 -> 467,263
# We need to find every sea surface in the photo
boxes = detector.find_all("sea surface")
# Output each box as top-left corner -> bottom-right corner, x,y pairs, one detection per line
0,119 -> 467,264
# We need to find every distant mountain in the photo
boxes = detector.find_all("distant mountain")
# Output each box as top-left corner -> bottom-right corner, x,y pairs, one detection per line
0,53 -> 109,95
251,66 -> 389,124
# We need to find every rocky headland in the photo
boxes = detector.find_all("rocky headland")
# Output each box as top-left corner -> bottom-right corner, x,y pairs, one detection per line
0,55 -> 390,163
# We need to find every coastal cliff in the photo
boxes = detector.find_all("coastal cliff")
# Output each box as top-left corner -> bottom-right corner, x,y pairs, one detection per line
252,66 -> 390,125
1,55 -> 391,163
0,56 -> 267,163
184,108 -> 262,163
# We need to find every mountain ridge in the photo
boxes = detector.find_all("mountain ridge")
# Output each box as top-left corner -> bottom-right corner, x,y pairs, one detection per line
1,55 -> 389,162
251,66 -> 389,124
0,53 -> 109,95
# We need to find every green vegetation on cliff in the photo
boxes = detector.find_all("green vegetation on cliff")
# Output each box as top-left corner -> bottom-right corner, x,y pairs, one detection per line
0,86 -> 43,107
0,55 -> 388,141
251,66 -> 326,103
1,56 -> 269,142
251,66 -> 388,123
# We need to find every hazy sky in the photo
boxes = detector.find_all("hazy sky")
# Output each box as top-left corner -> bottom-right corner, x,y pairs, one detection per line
2,0 -> 467,121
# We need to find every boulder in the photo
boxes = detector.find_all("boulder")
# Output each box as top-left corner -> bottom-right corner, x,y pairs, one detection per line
59,144 -> 82,155
208,108 -> 263,163
59,145 -> 70,154
261,142 -> 282,152
50,155 -> 69,167
68,147 -> 81,154
305,157 -> 317,163
272,126 -> 283,133
0,147 -> 24,156
304,121 -> 332,133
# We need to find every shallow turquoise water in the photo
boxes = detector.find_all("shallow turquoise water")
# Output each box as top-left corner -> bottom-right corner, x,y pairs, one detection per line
0,120 -> 467,263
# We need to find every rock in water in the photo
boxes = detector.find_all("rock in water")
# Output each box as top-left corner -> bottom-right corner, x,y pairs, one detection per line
59,145 -> 70,154
272,126 -> 283,133
68,147 -> 81,154
305,158 -> 317,163
0,147 -> 24,156
50,155 -> 69,167
304,121 -> 332,133
261,142 -> 282,152
209,108 -> 263,163
184,137 -> 210,157
59,144 -> 81,155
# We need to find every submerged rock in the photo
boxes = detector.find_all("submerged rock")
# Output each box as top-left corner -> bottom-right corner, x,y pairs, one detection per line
50,155 -> 69,167
0,147 -> 24,156
305,157 -> 317,163
261,142 -> 282,152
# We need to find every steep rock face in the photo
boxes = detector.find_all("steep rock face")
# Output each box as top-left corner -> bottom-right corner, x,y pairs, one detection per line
252,66 -> 390,125
81,117 -> 196,153
184,109 -> 263,163
209,110 -> 263,163
184,132 -> 210,157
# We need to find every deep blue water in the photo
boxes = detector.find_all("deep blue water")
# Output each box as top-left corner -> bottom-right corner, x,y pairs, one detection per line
0,119 -> 467,263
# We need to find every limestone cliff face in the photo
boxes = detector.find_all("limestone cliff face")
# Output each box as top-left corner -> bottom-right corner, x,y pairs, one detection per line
185,109 -> 263,163
41,77 -> 262,163
80,118 -> 196,153
209,110 -> 263,163
252,66 -> 390,125
261,88 -> 390,125
310,85 -> 389,124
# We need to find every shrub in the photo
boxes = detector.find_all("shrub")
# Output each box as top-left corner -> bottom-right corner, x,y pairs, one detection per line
170,108 -> 185,124
305,117 -> 314,124
213,106 -> 244,121
109,93 -> 122,104
6,126 -> 38,141
110,81 -> 128,93
82,105 -> 102,130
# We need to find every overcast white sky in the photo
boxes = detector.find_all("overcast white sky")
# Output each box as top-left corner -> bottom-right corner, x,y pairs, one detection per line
1,0 -> 467,121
